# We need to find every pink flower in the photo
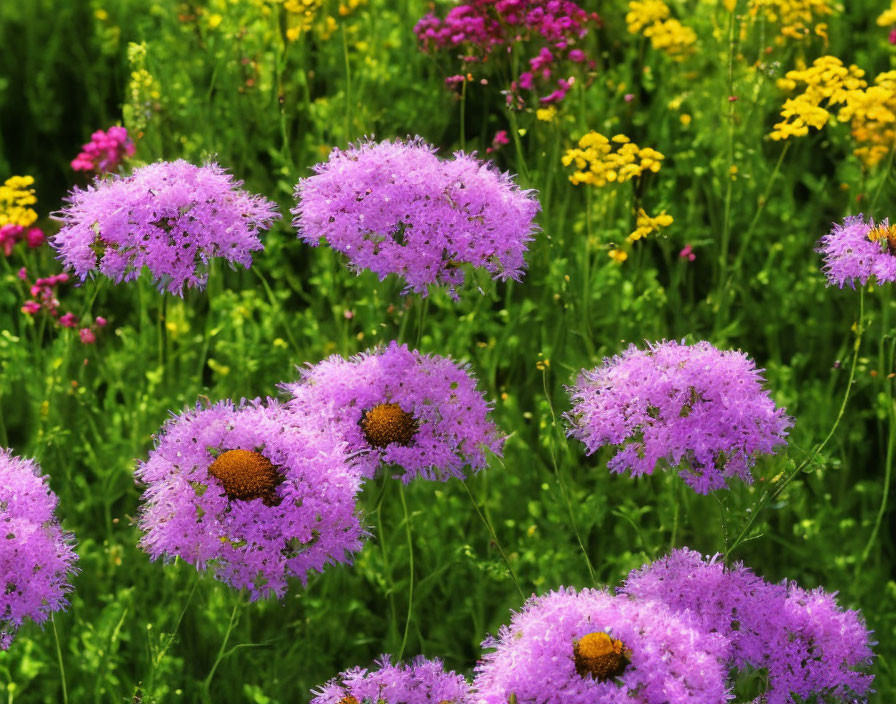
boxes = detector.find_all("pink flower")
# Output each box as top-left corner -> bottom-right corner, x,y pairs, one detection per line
679,244 -> 696,262
624,93 -> 635,103
21,301 -> 41,315
78,328 -> 96,344
17,267 -> 27,280
71,126 -> 135,174
95,316 -> 107,327
568,48 -> 585,62
889,28 -> 896,44
0,224 -> 23,256
58,312 -> 78,328
26,228 -> 45,249
487,129 -> 511,153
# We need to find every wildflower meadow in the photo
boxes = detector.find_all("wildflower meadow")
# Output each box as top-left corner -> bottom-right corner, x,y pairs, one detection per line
2,0 -> 895,702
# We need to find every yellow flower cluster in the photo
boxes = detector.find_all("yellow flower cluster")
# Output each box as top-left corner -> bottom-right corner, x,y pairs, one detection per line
839,72 -> 896,167
0,176 -> 38,228
536,105 -> 557,122
628,209 -> 673,242
123,42 -> 161,137
879,2 -> 896,27
772,57 -> 896,166
626,1 -> 695,59
748,0 -> 833,41
770,56 -> 865,140
562,132 -> 665,187
284,0 -> 322,40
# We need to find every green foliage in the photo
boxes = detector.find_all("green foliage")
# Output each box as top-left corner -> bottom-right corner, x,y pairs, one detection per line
1,0 -> 894,702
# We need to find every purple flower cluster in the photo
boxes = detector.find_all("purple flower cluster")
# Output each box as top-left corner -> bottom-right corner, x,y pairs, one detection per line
70,126 -> 135,174
0,449 -> 78,650
292,138 -> 539,298
816,215 -> 896,288
621,549 -> 875,704
52,160 -> 280,295
311,655 -> 471,704
415,0 -> 599,105
565,340 -> 792,494
473,587 -> 731,704
282,341 -> 504,481
136,399 -> 364,600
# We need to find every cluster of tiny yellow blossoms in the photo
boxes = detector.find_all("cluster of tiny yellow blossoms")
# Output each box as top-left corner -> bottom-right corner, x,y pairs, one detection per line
770,56 -> 865,140
748,0 -> 833,41
772,56 -> 896,167
626,1 -> 695,60
0,176 -> 38,228
879,2 -> 896,27
562,133 -> 664,187
839,72 -> 896,167
628,208 -> 673,242
537,105 -> 558,122
123,42 -> 161,137
283,0 -> 322,40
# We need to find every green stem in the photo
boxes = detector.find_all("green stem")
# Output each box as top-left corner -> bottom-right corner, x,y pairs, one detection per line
52,616 -> 68,704
201,601 -> 241,703
396,485 -> 414,661
725,287 -> 865,560
460,480 -> 525,599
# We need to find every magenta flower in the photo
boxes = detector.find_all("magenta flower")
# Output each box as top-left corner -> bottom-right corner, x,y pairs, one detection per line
0,224 -> 23,256
292,138 -> 539,298
281,341 -> 504,482
473,587 -> 731,704
565,340 -> 791,493
136,399 -> 365,600
311,655 -> 471,704
621,549 -> 875,704
0,449 -> 79,650
70,126 -> 135,174
816,215 -> 896,288
52,160 -> 280,295
415,0 -> 599,105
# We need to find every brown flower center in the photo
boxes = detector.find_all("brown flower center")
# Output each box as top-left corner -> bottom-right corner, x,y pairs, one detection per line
573,632 -> 630,681
868,223 -> 896,254
360,403 -> 418,448
338,698 -> 359,704
207,449 -> 282,506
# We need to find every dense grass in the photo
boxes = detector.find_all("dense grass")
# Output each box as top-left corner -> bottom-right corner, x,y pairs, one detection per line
1,0 -> 894,701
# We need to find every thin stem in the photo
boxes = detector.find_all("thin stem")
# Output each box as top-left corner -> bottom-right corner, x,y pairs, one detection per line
459,79 -> 467,152
725,287 -> 865,560
341,26 -> 352,143
147,573 -> 199,694
460,480 -> 525,599
51,616 -> 68,704
541,368 -> 596,584
396,484 -> 414,661
201,601 -> 241,704
869,145 -> 895,213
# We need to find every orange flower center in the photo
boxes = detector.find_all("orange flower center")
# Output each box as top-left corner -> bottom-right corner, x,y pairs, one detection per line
573,632 -> 630,681
360,403 -> 418,448
207,449 -> 282,506
868,223 -> 896,254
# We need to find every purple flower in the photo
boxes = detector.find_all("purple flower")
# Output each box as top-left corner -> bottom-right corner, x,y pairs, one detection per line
816,215 -> 896,288
71,126 -> 135,174
136,399 -> 365,600
565,340 -> 792,494
311,655 -> 471,704
621,549 -> 875,703
472,587 -> 731,704
52,160 -> 280,295
0,449 -> 79,650
292,138 -> 539,298
281,341 -> 504,482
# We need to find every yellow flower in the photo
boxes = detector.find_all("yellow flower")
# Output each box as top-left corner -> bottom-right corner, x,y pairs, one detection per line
536,105 -> 557,122
838,72 -> 896,167
608,249 -> 629,262
769,56 -> 866,140
680,113 -> 692,126
628,208 -> 673,242
563,131 -> 665,188
627,1 -> 695,59
748,0 -> 834,41
0,175 -> 38,228
877,2 -> 896,26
